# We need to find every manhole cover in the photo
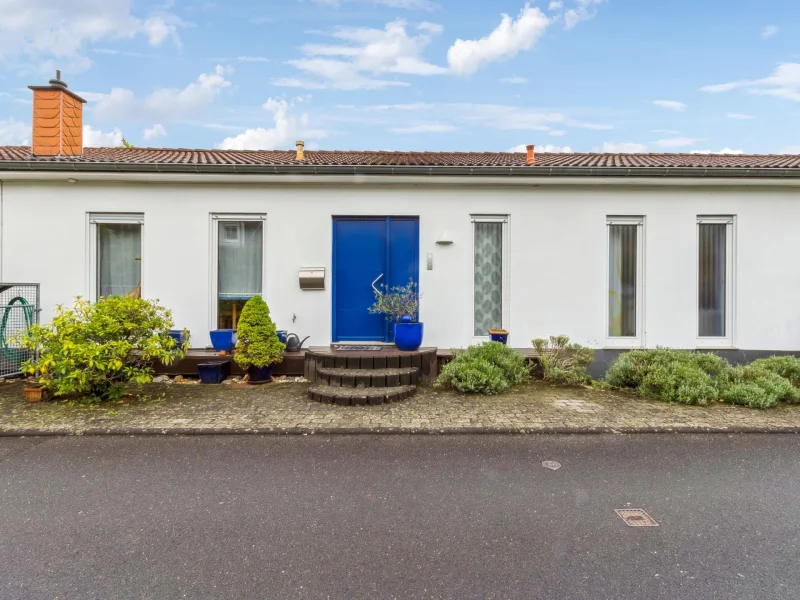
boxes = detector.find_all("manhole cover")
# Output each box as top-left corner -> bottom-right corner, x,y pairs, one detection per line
542,461 -> 561,471
332,345 -> 384,351
615,509 -> 659,527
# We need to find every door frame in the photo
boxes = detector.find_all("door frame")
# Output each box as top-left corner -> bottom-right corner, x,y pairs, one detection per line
332,216 -> 420,343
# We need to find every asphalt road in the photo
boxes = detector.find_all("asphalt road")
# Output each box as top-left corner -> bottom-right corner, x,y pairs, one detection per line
2,434 -> 799,600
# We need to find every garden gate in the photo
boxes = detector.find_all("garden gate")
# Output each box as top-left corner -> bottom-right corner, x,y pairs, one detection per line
0,284 -> 40,377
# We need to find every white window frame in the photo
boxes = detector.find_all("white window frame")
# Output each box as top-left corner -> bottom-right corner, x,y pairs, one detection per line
696,215 -> 735,348
209,213 -> 267,332
605,216 -> 645,348
471,215 -> 510,342
86,212 -> 144,302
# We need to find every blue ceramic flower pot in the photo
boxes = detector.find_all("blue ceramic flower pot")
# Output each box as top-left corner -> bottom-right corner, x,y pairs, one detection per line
394,317 -> 424,352
247,365 -> 273,384
277,330 -> 288,344
197,361 -> 230,384
210,329 -> 237,352
489,329 -> 509,345
169,329 -> 189,347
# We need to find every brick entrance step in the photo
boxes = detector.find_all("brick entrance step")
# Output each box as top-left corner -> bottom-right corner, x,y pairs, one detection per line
304,346 -> 437,406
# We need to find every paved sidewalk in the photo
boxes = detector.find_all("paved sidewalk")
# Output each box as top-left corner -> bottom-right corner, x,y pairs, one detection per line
3,380 -> 800,435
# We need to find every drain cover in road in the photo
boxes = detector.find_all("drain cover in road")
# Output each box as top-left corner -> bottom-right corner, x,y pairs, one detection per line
542,461 -> 561,471
615,509 -> 659,527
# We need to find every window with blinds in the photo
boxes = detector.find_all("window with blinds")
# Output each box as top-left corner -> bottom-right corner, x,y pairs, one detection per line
697,217 -> 734,345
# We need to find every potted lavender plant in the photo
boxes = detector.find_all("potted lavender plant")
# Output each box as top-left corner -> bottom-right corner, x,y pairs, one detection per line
369,281 -> 423,351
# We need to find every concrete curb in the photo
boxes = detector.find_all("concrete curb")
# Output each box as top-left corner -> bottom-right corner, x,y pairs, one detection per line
1,426 -> 800,437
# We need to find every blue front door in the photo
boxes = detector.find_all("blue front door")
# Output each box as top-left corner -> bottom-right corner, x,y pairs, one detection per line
333,217 -> 419,342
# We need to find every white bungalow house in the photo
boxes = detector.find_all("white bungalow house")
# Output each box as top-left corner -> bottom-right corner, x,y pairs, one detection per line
2,75 -> 800,375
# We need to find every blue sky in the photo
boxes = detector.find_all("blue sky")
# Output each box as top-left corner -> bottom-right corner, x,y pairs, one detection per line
1,0 -> 799,154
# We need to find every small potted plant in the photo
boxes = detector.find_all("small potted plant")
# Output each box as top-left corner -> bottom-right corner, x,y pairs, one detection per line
233,295 -> 285,384
369,281 -> 423,352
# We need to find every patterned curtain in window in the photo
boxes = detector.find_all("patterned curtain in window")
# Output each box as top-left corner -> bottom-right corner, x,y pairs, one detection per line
474,222 -> 503,336
608,224 -> 637,337
698,223 -> 726,337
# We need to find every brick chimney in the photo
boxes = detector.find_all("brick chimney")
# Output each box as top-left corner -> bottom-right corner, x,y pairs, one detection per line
526,144 -> 535,165
28,71 -> 87,157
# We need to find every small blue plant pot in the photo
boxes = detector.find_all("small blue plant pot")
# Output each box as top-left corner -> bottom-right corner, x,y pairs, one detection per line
277,330 -> 288,344
489,329 -> 509,345
197,361 -> 230,384
394,319 -> 424,352
210,329 -> 237,352
169,329 -> 189,347
247,365 -> 273,384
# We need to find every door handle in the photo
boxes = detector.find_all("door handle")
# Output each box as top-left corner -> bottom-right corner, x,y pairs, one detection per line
371,273 -> 384,295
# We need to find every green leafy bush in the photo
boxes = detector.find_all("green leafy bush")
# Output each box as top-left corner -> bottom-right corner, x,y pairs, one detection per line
724,364 -> 800,407
748,356 -> 800,388
531,335 -> 594,385
721,383 -> 775,409
605,348 -> 800,408
606,348 -> 729,391
18,296 -> 184,401
234,296 -> 284,369
435,342 -> 529,395
639,362 -> 719,405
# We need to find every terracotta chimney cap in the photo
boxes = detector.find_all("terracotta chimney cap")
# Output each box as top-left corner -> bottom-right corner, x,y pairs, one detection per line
526,144 -> 535,166
296,140 -> 305,161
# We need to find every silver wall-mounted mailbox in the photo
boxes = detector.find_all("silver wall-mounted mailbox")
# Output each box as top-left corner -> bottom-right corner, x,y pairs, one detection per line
299,267 -> 326,290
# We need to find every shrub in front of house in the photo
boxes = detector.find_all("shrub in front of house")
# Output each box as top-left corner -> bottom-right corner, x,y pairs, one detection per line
606,348 -> 729,405
605,348 -> 800,408
747,356 -> 800,389
531,335 -> 594,386
721,364 -> 800,408
435,342 -> 529,395
17,296 -> 184,401
233,295 -> 285,370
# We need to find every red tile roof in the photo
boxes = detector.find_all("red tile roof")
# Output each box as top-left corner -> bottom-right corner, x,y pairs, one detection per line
0,146 -> 799,172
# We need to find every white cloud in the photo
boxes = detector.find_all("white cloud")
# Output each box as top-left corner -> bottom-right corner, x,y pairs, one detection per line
90,65 -> 232,122
654,137 -> 706,148
548,0 -> 563,9
501,75 -> 528,84
447,4 -> 550,76
653,100 -> 687,111
143,124 -> 167,141
0,0 -> 186,67
690,148 -> 744,155
701,63 -> 800,102
602,142 -> 647,153
311,0 -> 439,8
350,102 -> 613,134
564,0 -> 605,30
727,112 -> 755,120
277,19 -> 445,90
761,25 -> 778,38
237,56 -> 269,62
0,118 -> 30,145
509,144 -> 573,153
217,97 -> 326,150
389,123 -> 457,133
83,125 -> 123,147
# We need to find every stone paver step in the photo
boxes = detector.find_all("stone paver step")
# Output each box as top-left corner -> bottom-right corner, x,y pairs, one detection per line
316,367 -> 419,388
308,384 -> 417,406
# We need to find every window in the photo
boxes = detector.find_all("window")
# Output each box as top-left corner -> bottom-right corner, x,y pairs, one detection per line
607,216 -> 644,346
472,215 -> 508,337
698,216 -> 734,345
88,213 -> 143,300
211,215 -> 265,330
